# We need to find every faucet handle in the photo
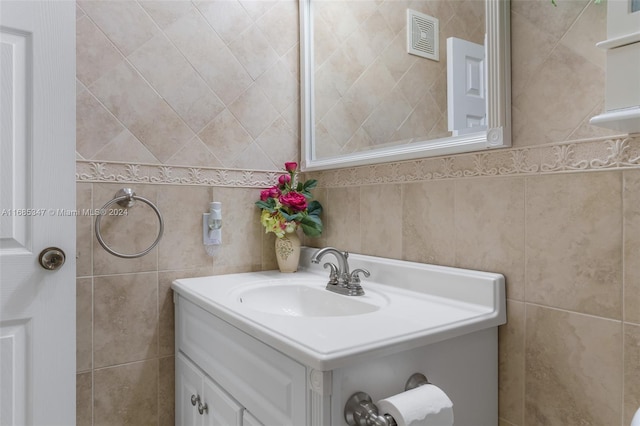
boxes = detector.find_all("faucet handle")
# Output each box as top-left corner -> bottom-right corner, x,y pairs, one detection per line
346,268 -> 369,296
323,262 -> 339,285
350,268 -> 370,282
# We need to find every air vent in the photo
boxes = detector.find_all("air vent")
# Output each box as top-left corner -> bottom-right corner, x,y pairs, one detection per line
407,9 -> 439,61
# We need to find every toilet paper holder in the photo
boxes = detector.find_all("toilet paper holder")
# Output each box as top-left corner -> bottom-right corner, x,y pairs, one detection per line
344,373 -> 430,426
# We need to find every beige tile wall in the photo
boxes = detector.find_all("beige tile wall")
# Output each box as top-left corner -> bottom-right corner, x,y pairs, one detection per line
75,0 -> 295,422
75,182 -> 277,425
304,2 -> 639,425
510,0 -> 616,146
76,0 -> 639,425
305,169 -> 639,425
76,0 -> 299,170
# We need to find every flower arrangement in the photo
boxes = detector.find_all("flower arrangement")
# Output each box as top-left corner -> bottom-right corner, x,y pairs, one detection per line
256,162 -> 323,238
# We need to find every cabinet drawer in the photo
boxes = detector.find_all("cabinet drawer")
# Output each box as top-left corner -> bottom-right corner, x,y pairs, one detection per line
176,297 -> 306,426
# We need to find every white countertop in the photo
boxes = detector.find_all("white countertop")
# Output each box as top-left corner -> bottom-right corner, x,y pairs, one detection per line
172,248 -> 506,371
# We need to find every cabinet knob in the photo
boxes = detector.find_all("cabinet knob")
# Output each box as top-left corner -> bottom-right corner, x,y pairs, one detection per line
191,394 -> 199,406
198,401 -> 208,415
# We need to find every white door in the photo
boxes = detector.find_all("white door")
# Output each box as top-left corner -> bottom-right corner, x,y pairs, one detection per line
0,1 -> 76,425
447,37 -> 487,136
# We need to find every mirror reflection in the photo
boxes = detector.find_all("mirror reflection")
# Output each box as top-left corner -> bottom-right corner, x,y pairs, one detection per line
312,0 -> 485,160
301,0 -> 511,171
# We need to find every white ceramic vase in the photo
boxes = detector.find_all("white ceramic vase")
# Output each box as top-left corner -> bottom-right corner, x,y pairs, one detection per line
274,231 -> 301,273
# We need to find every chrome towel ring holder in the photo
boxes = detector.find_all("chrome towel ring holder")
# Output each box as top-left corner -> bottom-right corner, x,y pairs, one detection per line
94,188 -> 164,259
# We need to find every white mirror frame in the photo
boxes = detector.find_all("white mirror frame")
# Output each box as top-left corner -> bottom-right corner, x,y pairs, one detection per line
300,0 -> 511,171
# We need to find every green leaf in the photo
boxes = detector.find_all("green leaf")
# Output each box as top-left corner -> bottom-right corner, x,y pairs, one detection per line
255,199 -> 276,212
307,200 -> 323,217
300,180 -> 319,198
303,179 -> 318,191
300,214 -> 322,237
281,210 -> 303,222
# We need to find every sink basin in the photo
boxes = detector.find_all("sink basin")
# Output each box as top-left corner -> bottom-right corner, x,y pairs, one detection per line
233,281 -> 383,317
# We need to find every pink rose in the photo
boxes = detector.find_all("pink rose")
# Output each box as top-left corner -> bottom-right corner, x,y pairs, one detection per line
260,186 -> 281,201
268,186 -> 281,198
284,162 -> 298,173
279,192 -> 307,212
278,174 -> 291,186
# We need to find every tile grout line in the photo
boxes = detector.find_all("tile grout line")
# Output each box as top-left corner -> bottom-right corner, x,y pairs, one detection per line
621,170 -> 626,426
522,300 -> 527,426
90,181 -> 95,426
91,275 -> 95,426
522,175 -> 528,426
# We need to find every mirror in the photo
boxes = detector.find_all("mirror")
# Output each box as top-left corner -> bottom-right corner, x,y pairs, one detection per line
300,0 -> 511,171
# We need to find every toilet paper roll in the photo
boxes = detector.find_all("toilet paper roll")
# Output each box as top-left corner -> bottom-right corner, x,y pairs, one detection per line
377,384 -> 454,426
631,407 -> 640,426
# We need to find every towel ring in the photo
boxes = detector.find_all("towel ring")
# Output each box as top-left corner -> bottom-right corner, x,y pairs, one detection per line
94,188 -> 164,259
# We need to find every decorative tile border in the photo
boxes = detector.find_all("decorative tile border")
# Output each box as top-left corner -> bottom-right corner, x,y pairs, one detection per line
307,136 -> 640,187
76,161 -> 281,187
77,136 -> 640,188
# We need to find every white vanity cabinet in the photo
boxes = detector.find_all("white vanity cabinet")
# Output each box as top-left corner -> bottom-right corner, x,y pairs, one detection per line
173,249 -> 506,425
176,353 -> 245,426
241,411 -> 264,426
174,295 -> 307,426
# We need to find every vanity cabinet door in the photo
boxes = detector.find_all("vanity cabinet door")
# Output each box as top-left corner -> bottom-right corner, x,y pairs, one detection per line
177,353 -> 244,426
202,375 -> 243,426
177,296 -> 307,425
242,410 -> 265,426
176,354 -> 203,426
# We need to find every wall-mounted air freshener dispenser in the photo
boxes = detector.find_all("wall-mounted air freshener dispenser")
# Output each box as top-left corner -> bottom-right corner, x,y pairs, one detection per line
203,201 -> 222,256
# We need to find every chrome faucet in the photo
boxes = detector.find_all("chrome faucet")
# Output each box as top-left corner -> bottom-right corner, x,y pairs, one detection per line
312,247 -> 350,278
311,247 -> 369,296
